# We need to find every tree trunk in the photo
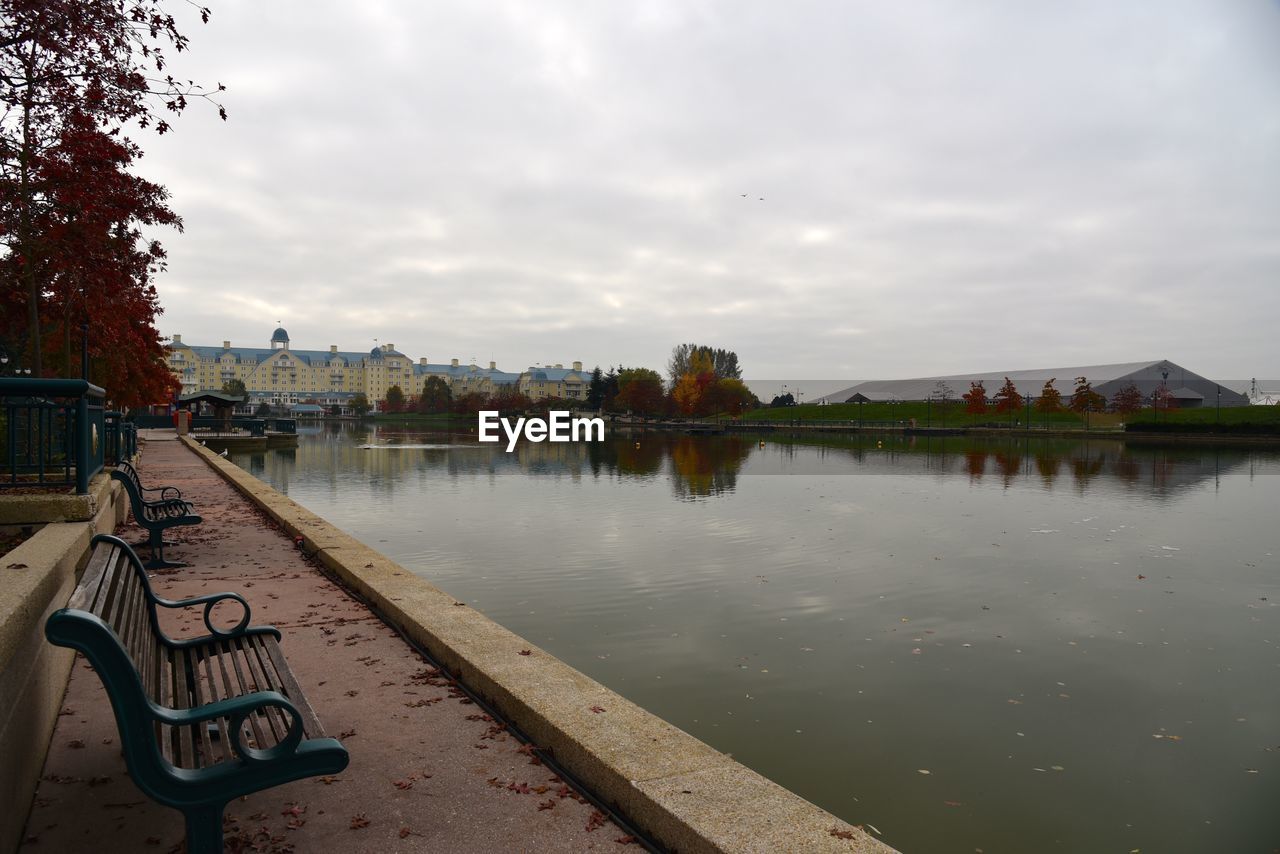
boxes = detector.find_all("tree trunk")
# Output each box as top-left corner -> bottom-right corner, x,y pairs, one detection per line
19,42 -> 41,376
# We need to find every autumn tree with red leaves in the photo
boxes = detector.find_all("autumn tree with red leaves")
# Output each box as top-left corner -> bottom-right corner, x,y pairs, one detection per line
615,367 -> 665,416
1036,378 -> 1062,412
1110,382 -> 1144,415
1070,377 -> 1105,414
0,0 -> 224,406
992,376 -> 1023,413
962,381 -> 987,414
701,377 -> 756,417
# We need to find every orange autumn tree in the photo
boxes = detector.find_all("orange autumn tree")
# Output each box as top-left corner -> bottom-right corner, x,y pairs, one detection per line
668,344 -> 746,416
1070,377 -> 1106,414
962,381 -> 987,414
1036,378 -> 1062,412
671,349 -> 716,415
992,377 -> 1023,412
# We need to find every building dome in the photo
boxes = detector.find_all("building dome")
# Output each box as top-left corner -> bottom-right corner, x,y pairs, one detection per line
369,346 -> 383,360
271,327 -> 290,343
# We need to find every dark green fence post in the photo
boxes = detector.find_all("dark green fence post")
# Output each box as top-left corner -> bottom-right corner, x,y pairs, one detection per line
76,394 -> 90,494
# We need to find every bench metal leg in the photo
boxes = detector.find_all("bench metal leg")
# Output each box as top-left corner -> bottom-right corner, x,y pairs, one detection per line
131,537 -> 177,548
144,529 -> 188,570
183,803 -> 226,854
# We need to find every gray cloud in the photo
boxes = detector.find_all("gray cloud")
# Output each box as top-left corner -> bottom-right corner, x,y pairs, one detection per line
140,0 -> 1280,382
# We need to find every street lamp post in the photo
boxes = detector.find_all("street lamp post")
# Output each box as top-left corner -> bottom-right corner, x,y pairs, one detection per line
1216,385 -> 1221,426
81,321 -> 90,380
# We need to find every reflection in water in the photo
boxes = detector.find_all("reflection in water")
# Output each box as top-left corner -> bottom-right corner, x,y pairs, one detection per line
244,423 -> 1272,502
230,424 -> 1280,854
668,436 -> 750,499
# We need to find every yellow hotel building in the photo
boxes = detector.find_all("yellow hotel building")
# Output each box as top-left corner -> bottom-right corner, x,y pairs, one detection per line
165,327 -> 583,408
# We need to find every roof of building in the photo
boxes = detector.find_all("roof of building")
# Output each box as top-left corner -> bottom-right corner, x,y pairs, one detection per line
178,391 -> 244,406
412,363 -> 517,384
172,344 -> 399,366
524,367 -> 588,383
816,360 -> 1249,405
289,404 -> 325,413
271,327 -> 289,342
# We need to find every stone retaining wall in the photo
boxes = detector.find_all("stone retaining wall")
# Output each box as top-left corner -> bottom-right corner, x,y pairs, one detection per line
0,480 -> 125,854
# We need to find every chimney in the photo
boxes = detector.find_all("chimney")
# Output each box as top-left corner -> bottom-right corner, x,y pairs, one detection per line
572,361 -> 582,371
554,363 -> 563,369
489,361 -> 496,370
172,334 -> 182,344
451,358 -> 459,367
221,340 -> 230,349
420,357 -> 428,366
330,345 -> 338,354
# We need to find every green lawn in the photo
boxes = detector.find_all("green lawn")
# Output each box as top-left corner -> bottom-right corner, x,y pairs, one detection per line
741,400 -> 1278,433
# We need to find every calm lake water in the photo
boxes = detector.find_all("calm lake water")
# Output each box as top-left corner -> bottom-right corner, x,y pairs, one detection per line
232,425 -> 1280,853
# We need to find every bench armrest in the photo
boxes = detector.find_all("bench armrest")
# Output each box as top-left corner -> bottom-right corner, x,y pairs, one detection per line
152,690 -> 304,762
153,591 -> 253,638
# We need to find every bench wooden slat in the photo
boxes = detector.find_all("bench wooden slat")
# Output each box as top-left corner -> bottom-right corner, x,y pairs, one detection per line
114,566 -> 143,670
224,640 -> 270,750
140,600 -> 155,705
185,648 -> 216,768
257,636 -> 326,738
158,646 -> 175,767
213,642 -> 259,755
68,543 -> 115,612
199,652 -> 235,764
238,639 -> 289,745
100,549 -> 132,641
172,646 -> 196,769
246,636 -> 291,741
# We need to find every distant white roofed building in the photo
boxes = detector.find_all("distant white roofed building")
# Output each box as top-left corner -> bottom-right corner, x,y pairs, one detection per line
815,360 -> 1250,408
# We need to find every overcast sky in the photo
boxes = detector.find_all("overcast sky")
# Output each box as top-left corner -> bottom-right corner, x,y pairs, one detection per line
139,0 -> 1280,384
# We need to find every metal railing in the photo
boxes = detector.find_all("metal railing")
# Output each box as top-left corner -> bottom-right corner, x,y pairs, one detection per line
189,416 -> 267,437
1,378 -> 106,494
103,411 -> 138,465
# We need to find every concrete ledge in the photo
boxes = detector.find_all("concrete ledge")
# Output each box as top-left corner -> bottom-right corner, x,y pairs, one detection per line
0,480 -> 124,854
0,470 -> 114,526
181,437 -> 895,854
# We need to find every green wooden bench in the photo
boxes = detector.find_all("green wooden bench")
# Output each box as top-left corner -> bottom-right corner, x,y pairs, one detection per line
45,534 -> 349,854
111,461 -> 202,569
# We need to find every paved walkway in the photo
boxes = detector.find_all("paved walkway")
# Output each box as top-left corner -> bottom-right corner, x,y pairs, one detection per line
22,434 -> 634,852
